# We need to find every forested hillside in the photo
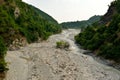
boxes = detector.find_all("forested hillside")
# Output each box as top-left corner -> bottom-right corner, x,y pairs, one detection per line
61,15 -> 101,29
75,0 -> 120,62
0,0 -> 61,72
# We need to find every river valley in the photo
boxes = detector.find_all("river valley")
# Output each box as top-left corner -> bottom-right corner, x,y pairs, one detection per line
5,29 -> 120,80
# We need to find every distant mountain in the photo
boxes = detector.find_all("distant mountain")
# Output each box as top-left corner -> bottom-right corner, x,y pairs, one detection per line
60,15 -> 101,29
0,0 -> 61,72
87,15 -> 101,24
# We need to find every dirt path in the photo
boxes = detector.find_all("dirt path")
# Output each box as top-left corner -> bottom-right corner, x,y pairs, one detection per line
5,29 -> 120,80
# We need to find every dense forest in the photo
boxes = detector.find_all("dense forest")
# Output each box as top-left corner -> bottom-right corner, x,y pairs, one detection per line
0,0 -> 61,72
75,0 -> 120,62
61,15 -> 101,29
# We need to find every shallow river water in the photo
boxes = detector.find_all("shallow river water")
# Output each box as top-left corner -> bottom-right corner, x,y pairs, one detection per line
5,29 -> 120,80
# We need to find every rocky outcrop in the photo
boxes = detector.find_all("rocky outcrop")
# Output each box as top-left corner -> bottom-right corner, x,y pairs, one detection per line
100,3 -> 118,25
14,7 -> 20,19
9,37 -> 28,50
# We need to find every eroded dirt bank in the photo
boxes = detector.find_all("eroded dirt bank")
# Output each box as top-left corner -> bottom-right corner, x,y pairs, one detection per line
5,29 -> 120,80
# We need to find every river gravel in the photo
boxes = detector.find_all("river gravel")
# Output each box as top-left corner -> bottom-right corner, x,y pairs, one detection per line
5,29 -> 120,80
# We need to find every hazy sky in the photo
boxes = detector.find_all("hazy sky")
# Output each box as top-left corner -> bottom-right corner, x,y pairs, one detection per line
22,0 -> 113,23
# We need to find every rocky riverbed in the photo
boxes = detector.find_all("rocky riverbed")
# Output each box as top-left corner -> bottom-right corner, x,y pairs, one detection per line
5,29 -> 120,80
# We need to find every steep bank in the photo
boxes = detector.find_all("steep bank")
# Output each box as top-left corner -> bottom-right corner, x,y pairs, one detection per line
5,29 -> 120,80
75,0 -> 120,62
0,0 -> 61,46
0,0 -> 61,73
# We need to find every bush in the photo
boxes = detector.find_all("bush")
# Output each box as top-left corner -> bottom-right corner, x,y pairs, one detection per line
0,36 -> 8,72
0,59 -> 8,72
56,41 -> 69,49
0,37 -> 6,58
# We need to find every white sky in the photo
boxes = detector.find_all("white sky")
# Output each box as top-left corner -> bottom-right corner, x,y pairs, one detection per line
22,0 -> 113,23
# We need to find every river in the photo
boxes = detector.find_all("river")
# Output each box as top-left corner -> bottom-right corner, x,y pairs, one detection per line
5,29 -> 120,80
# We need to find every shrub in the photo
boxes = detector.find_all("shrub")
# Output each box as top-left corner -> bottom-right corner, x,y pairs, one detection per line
0,59 -> 8,72
56,41 -> 69,49
0,37 -> 6,58
0,36 -> 8,72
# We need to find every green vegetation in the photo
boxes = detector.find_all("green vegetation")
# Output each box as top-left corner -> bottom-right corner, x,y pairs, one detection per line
61,15 -> 101,29
0,36 -> 7,72
56,41 -> 69,49
75,0 -> 120,62
0,0 -> 61,72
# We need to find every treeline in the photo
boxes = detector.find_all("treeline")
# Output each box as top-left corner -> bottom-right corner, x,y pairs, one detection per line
0,0 -> 61,72
75,0 -> 120,62
61,15 -> 101,29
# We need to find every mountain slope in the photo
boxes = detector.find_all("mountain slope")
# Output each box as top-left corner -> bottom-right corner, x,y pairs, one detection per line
61,15 -> 101,29
30,6 -> 58,24
75,0 -> 120,63
0,0 -> 61,73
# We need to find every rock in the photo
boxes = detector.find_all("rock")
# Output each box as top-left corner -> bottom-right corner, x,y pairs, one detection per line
8,37 -> 28,51
83,50 -> 92,54
14,7 -> 20,19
